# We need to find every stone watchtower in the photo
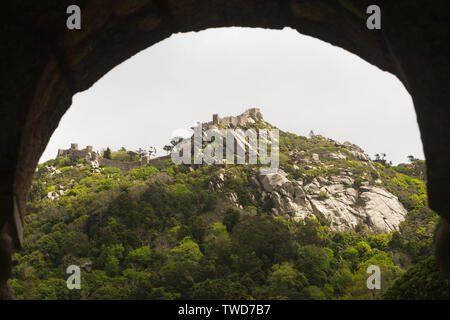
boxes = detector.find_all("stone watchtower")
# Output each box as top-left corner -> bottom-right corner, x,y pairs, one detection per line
248,108 -> 263,120
70,143 -> 78,150
213,114 -> 219,125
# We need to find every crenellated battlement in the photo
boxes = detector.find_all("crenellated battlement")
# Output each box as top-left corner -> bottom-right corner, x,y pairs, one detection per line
57,145 -> 95,161
206,108 -> 263,128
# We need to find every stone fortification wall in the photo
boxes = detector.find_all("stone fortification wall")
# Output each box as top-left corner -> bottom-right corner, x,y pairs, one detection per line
57,144 -> 149,172
207,108 -> 263,128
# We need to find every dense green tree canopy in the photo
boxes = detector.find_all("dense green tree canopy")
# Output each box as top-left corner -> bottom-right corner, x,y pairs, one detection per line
10,133 -> 446,300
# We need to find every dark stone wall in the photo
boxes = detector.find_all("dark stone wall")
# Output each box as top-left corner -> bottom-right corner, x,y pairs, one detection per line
1,0 -> 449,297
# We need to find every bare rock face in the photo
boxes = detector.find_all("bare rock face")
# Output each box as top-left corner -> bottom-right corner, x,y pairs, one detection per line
311,153 -> 321,164
255,171 -> 407,234
227,192 -> 243,209
326,152 -> 347,160
349,150 -> 371,162
41,166 -> 61,177
260,172 -> 289,193
270,190 -> 313,220
359,186 -> 408,232
331,175 -> 354,186
81,260 -> 94,272
46,191 -> 59,201
309,197 -> 362,230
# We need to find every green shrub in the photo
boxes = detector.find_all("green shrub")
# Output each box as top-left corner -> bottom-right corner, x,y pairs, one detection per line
317,191 -> 329,201
129,166 -> 158,180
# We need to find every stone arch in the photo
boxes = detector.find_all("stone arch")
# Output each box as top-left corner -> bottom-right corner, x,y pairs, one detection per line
1,1 -> 449,298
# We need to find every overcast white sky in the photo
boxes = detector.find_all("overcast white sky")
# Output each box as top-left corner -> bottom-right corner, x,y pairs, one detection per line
40,27 -> 424,165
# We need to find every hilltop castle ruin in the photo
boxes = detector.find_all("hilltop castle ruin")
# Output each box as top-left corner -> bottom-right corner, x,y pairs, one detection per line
57,144 -> 149,172
56,108 -> 265,171
205,108 -> 263,129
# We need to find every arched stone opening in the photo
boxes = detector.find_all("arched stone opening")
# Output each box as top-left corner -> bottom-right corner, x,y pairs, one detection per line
1,1 -> 449,298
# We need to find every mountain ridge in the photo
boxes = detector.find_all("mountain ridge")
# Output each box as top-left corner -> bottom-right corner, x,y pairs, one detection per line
12,108 -> 444,300
48,109 -> 407,234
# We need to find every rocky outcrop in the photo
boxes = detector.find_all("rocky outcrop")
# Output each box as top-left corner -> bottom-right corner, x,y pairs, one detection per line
260,173 -> 290,193
250,170 -> 407,233
41,166 -> 61,177
359,186 -> 408,232
202,121 -> 407,234
326,152 -> 347,160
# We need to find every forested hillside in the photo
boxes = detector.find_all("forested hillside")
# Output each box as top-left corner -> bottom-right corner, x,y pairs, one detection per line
9,120 -> 450,299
